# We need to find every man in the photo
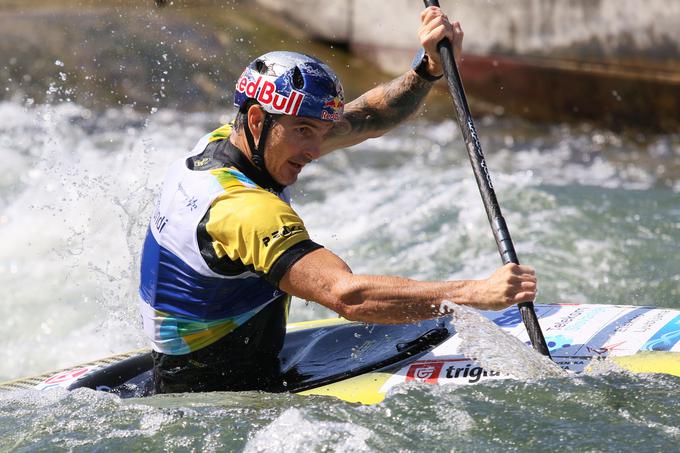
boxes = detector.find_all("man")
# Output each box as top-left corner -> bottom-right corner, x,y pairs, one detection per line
139,6 -> 537,394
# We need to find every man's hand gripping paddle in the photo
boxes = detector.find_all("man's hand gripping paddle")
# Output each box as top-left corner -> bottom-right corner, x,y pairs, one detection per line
422,0 -> 552,358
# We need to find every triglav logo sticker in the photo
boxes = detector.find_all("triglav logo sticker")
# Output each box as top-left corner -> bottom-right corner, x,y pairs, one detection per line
405,361 -> 445,384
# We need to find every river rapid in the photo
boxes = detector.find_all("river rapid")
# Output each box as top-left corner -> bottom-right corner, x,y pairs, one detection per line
1,100 -> 679,451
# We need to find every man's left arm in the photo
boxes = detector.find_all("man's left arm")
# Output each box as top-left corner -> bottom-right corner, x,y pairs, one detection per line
321,6 -> 463,154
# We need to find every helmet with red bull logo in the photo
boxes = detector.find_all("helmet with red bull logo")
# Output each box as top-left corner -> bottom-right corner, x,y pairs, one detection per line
234,51 -> 348,130
233,51 -> 349,177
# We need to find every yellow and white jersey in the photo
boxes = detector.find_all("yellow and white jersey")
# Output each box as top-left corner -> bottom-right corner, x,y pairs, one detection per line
139,124 -> 322,355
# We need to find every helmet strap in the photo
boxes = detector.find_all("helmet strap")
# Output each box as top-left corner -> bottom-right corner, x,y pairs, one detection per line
244,110 -> 274,172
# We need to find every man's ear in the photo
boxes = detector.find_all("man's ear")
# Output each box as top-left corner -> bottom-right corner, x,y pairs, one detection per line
246,104 -> 265,145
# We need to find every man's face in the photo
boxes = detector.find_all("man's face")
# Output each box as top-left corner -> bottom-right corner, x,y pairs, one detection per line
263,115 -> 333,186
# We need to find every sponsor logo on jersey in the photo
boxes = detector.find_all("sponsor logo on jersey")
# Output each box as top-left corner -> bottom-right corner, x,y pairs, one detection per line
236,74 -> 305,115
262,224 -> 305,247
152,207 -> 169,233
177,183 -> 198,211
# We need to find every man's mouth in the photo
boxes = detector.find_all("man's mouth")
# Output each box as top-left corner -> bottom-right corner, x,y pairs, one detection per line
289,160 -> 306,172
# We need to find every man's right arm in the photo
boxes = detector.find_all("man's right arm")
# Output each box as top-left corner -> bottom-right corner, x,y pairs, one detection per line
278,247 -> 537,324
319,6 -> 464,155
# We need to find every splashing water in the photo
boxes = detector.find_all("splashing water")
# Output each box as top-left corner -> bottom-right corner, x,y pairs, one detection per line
244,407 -> 373,453
447,303 -> 566,379
583,356 -> 629,375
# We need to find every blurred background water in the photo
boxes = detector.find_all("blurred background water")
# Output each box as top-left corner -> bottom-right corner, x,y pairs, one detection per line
0,1 -> 679,451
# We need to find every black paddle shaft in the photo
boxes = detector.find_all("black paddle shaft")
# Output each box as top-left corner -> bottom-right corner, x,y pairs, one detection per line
422,0 -> 551,358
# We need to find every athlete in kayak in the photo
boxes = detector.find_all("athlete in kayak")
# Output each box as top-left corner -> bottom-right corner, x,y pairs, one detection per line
139,6 -> 538,393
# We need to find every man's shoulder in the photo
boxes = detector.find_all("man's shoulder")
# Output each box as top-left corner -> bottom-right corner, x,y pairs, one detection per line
207,172 -> 295,218
209,166 -> 259,191
205,183 -> 309,259
207,123 -> 234,143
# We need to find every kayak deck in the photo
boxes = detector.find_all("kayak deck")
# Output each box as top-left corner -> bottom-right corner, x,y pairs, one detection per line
2,303 -> 679,404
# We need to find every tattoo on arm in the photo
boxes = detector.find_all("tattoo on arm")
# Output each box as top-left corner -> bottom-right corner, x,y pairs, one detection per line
343,70 -> 433,137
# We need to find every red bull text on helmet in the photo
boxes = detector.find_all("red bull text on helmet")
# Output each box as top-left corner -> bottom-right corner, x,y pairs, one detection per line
233,51 -> 346,126
235,74 -> 305,116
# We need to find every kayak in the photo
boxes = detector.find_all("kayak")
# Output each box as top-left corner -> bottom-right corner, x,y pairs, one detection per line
1,303 -> 679,404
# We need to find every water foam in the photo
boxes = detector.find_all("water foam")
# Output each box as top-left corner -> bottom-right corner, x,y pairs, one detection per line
244,407 -> 373,452
447,303 -> 566,379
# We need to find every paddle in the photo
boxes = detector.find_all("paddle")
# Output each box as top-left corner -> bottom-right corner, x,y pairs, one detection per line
422,0 -> 552,358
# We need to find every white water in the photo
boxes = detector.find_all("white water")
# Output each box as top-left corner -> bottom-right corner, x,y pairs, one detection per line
448,303 -> 565,379
1,102 -> 212,376
244,407 -> 373,453
1,100 -> 679,382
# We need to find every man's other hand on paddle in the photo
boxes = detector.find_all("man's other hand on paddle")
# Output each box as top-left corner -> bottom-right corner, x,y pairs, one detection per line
419,5 -> 464,75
